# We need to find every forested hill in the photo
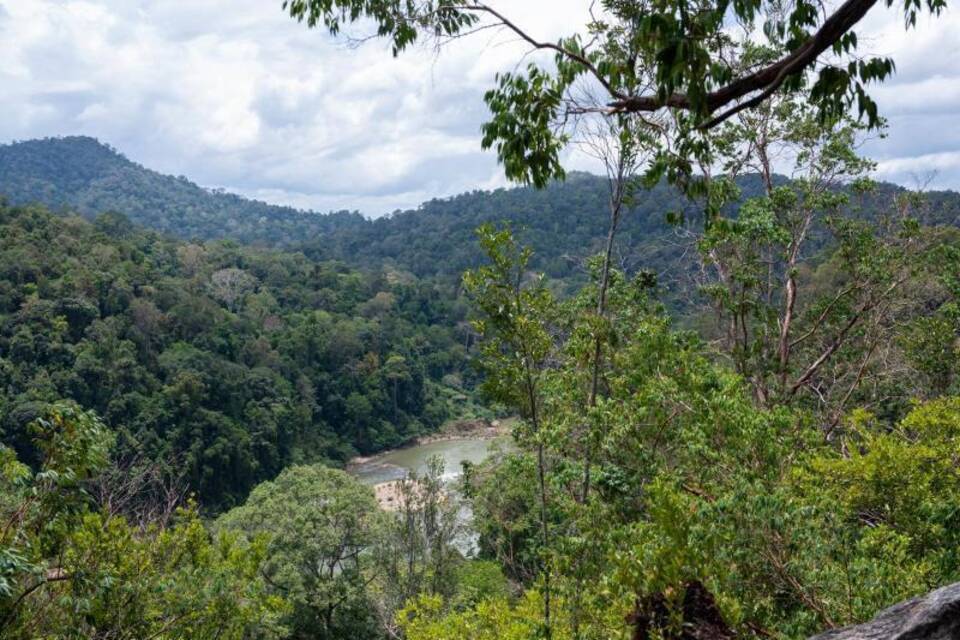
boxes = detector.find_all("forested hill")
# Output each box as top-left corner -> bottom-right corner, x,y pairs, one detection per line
303,172 -> 711,286
0,136 -> 365,245
0,200 -> 477,509
279,173 -> 960,290
4,136 -> 960,288
0,136 -> 704,286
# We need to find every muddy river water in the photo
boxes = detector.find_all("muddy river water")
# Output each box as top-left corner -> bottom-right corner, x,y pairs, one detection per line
348,437 -> 507,486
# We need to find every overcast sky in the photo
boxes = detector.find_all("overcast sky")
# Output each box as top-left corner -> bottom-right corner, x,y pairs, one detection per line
1,1 -> 957,216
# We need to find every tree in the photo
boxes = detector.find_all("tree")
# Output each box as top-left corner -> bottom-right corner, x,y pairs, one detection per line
466,451 -> 558,585
691,99 -> 941,427
208,267 -> 257,312
0,402 -> 281,640
464,224 -> 558,637
217,464 -> 388,639
454,246 -> 960,638
383,353 -> 411,420
370,455 -> 464,637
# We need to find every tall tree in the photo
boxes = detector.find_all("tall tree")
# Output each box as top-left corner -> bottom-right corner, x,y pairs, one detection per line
464,226 -> 558,637
693,98 -> 940,426
217,465 -> 387,640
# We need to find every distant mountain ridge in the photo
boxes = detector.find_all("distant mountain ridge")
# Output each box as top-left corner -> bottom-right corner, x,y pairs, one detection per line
0,136 -> 364,245
0,137 -> 718,284
3,136 -> 960,291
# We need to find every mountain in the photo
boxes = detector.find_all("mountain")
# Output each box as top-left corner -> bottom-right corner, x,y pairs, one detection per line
0,136 -> 365,245
3,136 -> 960,294
302,172 -> 710,288
0,137 -> 712,294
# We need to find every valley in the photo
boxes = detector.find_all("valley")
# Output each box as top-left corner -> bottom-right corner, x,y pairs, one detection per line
3,1 -> 960,638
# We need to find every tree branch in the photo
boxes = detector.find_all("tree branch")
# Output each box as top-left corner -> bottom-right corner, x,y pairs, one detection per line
788,277 -> 904,396
606,0 -> 880,124
0,573 -> 72,631
462,2 -> 624,100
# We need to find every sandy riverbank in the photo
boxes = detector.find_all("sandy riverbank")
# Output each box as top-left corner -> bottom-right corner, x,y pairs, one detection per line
373,481 -> 405,510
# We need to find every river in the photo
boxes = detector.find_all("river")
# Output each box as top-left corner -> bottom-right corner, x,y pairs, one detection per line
348,435 -> 511,555
348,437 -> 505,486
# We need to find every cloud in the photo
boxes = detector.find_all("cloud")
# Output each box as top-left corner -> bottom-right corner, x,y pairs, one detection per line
857,5 -> 960,190
0,0 -> 581,215
0,0 -> 957,217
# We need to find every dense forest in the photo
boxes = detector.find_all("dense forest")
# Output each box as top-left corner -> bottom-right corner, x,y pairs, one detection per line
5,0 -> 960,638
0,199 -> 479,508
5,115 -> 960,638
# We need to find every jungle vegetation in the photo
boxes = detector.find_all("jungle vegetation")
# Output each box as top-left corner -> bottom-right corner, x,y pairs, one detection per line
3,0 -> 960,638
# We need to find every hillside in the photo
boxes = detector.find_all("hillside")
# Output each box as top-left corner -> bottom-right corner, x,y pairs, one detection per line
0,200 -> 478,508
0,136 -> 365,245
4,137 -> 960,295
302,172 -> 710,288
302,175 -> 960,283
0,136 -> 738,304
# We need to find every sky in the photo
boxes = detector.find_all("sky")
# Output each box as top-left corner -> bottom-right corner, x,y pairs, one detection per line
0,1 -> 957,217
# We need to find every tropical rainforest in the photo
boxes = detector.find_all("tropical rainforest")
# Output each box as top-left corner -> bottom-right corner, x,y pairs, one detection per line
3,0 -> 960,639
0,197 -> 489,509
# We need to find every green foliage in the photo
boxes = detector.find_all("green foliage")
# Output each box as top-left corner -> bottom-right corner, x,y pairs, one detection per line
481,64 -> 570,188
283,0 -> 477,56
807,400 -> 960,576
399,591 -> 569,640
218,464 -> 386,639
466,451 -> 554,584
0,136 -> 713,294
463,224 -> 559,635
695,101 -> 954,423
29,401 -> 114,487
0,405 -> 281,639
464,224 -> 555,426
32,509 -> 285,640
462,338 -> 960,637
454,227 -> 960,639
450,560 -> 511,610
900,316 -> 959,395
0,200 -> 470,508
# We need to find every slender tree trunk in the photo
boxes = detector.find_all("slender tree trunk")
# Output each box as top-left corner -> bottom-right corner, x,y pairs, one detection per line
573,155 -> 631,640
525,366 -> 551,638
778,274 -> 797,392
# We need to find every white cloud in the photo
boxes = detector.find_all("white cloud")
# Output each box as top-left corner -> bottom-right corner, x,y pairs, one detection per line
874,150 -> 960,190
857,4 -> 960,189
0,0 -> 593,215
0,0 -> 957,217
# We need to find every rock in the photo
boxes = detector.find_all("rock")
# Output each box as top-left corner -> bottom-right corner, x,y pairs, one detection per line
809,582 -> 960,640
628,582 -> 960,640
